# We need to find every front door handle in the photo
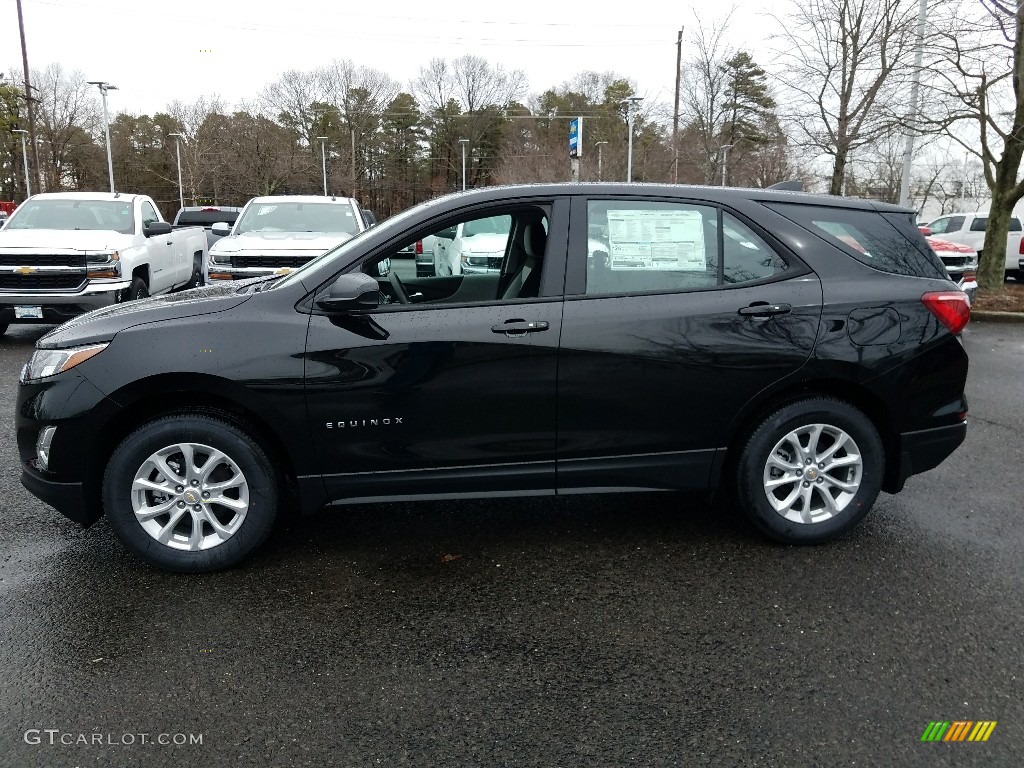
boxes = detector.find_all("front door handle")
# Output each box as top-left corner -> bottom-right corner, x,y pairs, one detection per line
738,302 -> 792,318
491,319 -> 550,336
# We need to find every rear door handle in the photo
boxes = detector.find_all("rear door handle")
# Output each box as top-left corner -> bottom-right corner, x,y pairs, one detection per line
491,319 -> 550,335
738,302 -> 792,318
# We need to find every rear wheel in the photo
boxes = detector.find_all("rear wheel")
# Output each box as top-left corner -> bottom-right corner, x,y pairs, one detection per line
102,415 -> 279,572
736,398 -> 883,544
183,253 -> 204,290
0,322 -> 7,337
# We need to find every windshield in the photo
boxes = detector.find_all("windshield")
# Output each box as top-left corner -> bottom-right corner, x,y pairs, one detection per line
6,199 -> 135,234
271,198 -> 449,290
235,202 -> 360,235
176,209 -> 240,226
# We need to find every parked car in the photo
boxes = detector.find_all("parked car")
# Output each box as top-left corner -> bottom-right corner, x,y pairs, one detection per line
17,183 -> 969,572
924,212 -> 1024,281
924,234 -> 978,301
396,236 -> 438,277
206,195 -> 366,281
0,210 -> 8,228
433,215 -> 512,275
0,192 -> 207,336
172,205 -> 242,251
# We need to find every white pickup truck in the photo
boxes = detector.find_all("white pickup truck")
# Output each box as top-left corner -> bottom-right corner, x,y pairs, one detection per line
924,211 -> 1024,281
0,192 -> 207,336
206,195 -> 365,281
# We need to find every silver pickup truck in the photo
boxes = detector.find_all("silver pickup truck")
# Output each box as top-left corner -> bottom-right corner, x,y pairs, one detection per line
0,192 -> 207,336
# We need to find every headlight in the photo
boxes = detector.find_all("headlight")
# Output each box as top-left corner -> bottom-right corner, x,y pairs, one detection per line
86,251 -> 120,264
21,343 -> 109,382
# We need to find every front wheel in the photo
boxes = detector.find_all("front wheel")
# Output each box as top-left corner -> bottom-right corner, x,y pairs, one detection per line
102,415 -> 279,572
183,254 -> 204,290
129,275 -> 149,301
736,398 -> 884,544
0,322 -> 8,337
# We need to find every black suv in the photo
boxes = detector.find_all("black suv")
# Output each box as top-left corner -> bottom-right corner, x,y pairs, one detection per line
16,184 -> 970,572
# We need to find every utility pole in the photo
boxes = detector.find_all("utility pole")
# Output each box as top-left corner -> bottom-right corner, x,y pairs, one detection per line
898,0 -> 928,208
595,141 -> 608,182
350,128 -> 357,199
317,137 -> 328,196
12,129 -> 31,198
673,26 -> 684,184
719,143 -> 735,186
168,133 -> 185,210
16,0 -> 41,192
459,138 -> 469,191
622,97 -> 643,182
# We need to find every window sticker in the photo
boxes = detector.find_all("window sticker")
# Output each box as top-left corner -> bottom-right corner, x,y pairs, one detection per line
256,206 -> 278,215
607,209 -> 706,271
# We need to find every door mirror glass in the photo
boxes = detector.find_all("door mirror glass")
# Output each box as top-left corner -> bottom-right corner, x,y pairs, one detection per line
316,273 -> 380,312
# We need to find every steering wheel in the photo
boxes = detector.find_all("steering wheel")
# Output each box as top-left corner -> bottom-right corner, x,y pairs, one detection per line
388,269 -> 410,304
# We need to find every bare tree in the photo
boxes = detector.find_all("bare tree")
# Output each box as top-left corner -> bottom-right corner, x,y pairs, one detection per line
922,0 -> 1024,289
166,96 -> 226,204
33,64 -> 99,191
678,13 -> 735,184
775,0 -> 922,195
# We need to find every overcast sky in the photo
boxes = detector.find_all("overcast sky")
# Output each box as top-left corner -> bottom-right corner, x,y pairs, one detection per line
3,0 -> 779,116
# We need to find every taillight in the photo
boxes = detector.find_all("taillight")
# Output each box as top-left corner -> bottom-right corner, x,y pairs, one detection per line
921,291 -> 971,334
415,240 -> 423,255
962,270 -> 976,281
1019,238 -> 1024,255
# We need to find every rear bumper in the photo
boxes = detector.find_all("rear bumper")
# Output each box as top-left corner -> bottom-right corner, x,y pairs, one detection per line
887,421 -> 967,493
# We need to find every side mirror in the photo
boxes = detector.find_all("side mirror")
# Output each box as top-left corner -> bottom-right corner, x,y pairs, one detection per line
361,209 -> 377,227
143,221 -> 172,237
211,222 -> 232,235
436,226 -> 458,240
315,273 -> 380,313
918,226 -> 932,236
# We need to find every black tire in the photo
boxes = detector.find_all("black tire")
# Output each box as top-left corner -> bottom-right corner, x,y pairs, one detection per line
735,398 -> 884,544
129,275 -> 149,301
102,414 -> 279,572
183,254 -> 204,290
0,322 -> 8,337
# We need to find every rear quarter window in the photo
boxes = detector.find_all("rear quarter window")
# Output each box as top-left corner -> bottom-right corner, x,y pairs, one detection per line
765,203 -> 948,280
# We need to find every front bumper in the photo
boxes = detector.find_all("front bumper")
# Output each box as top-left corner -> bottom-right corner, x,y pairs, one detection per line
206,265 -> 285,281
0,280 -> 130,323
20,466 -> 98,525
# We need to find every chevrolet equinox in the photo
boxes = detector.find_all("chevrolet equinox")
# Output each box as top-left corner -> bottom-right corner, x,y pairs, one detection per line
16,184 -> 970,572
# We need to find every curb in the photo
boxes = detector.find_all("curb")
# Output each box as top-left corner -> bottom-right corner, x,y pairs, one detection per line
970,310 -> 1024,323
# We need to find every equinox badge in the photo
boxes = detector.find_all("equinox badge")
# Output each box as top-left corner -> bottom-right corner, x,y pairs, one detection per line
326,417 -> 404,429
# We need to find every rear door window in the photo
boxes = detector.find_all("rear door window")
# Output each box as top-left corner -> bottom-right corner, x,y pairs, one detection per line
766,203 -> 947,280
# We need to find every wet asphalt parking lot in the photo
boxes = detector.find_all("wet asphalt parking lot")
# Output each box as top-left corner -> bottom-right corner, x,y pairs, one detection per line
0,319 -> 1021,768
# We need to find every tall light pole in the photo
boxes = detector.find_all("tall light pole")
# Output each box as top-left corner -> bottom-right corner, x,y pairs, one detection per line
87,81 -> 117,193
12,128 -> 31,198
595,141 -> 609,182
898,0 -> 928,208
621,97 -> 643,182
719,143 -> 735,186
168,132 -> 185,210
459,138 -> 470,191
317,136 -> 329,196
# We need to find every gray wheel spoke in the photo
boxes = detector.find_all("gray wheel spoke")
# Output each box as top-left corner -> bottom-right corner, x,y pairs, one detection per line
824,454 -> 860,471
817,433 -> 849,463
153,454 -> 185,485
198,449 -> 227,483
178,443 -> 197,481
157,507 -> 189,543
204,476 -> 243,493
186,510 -> 205,551
765,473 -> 799,490
767,454 -> 801,472
202,508 -> 235,540
133,477 -> 171,494
135,497 -> 178,521
823,474 -> 858,493
819,486 -> 840,515
208,493 -> 247,511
